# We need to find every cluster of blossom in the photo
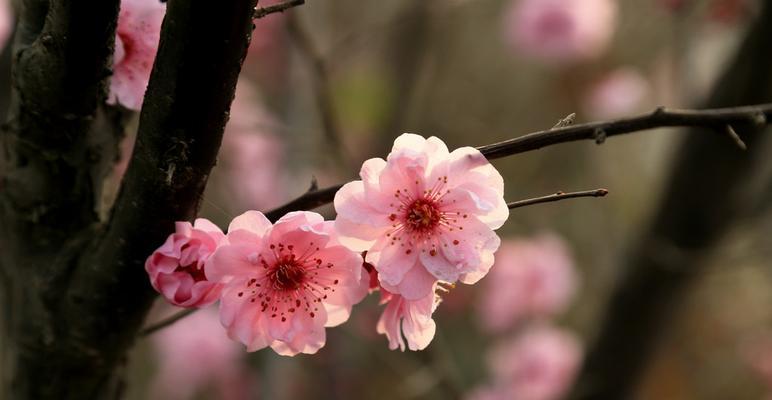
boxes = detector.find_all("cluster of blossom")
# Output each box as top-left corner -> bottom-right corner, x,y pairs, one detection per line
146,134 -> 509,355
466,235 -> 583,400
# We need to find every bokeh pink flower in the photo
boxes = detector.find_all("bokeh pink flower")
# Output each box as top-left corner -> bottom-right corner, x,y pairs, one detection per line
583,67 -> 650,120
503,0 -> 618,65
145,219 -> 225,308
478,235 -> 577,333
486,324 -> 583,400
150,307 -> 253,400
108,0 -> 165,110
208,211 -> 368,356
334,133 -> 507,301
0,0 -> 13,52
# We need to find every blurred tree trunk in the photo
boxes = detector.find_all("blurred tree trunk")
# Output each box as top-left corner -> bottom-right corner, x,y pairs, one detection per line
570,4 -> 772,399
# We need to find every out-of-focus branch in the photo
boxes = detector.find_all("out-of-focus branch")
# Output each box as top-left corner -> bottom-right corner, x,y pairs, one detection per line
263,104 -> 772,217
254,0 -> 305,19
507,189 -> 608,210
286,13 -> 352,169
140,308 -> 197,336
569,2 -> 772,398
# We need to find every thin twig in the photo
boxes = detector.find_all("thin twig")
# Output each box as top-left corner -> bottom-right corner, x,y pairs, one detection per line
265,184 -> 343,222
286,13 -> 352,169
507,189 -> 609,210
141,308 -> 198,336
254,0 -> 305,19
724,124 -> 747,150
263,103 -> 772,216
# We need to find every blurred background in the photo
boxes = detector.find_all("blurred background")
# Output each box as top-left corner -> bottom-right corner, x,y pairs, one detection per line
100,0 -> 772,398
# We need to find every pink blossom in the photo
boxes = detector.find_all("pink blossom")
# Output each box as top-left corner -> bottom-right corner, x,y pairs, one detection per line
377,285 -> 439,351
145,219 -> 225,308
478,235 -> 577,333
150,307 -> 253,400
334,134 -> 508,300
208,211 -> 368,356
583,67 -> 650,120
503,0 -> 618,65
108,0 -> 165,110
487,325 -> 583,400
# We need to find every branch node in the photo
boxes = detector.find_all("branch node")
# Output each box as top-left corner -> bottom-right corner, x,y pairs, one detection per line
308,175 -> 319,192
593,128 -> 607,145
724,125 -> 748,150
254,0 -> 305,19
653,106 -> 666,116
752,111 -> 767,126
553,113 -> 576,129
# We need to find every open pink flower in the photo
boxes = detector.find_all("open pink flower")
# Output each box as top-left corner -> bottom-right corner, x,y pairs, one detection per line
150,307 -> 254,400
108,0 -> 165,110
487,325 -> 583,400
503,0 -> 617,65
145,219 -> 225,308
208,211 -> 368,356
334,134 -> 508,300
478,235 -> 577,333
377,284 -> 439,351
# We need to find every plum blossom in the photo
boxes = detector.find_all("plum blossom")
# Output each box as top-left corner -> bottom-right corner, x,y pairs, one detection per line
478,235 -> 578,333
486,325 -> 583,400
145,219 -> 225,308
583,67 -> 650,120
334,134 -> 507,301
150,307 -> 253,400
376,283 -> 440,351
208,211 -> 368,356
108,0 -> 166,110
503,0 -> 618,65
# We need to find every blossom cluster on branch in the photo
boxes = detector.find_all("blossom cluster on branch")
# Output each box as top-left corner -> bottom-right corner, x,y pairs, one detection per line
145,134 -> 509,355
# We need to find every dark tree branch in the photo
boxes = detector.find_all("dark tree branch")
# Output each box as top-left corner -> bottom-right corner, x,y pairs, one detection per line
569,2 -> 772,398
265,183 -> 343,222
476,104 -> 770,159
254,0 -> 305,19
507,189 -> 608,210
0,0 -> 258,398
262,103 -> 772,217
0,0 -> 121,397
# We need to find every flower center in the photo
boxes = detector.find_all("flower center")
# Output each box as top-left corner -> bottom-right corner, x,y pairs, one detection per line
269,256 -> 306,291
176,263 -> 207,282
405,199 -> 441,232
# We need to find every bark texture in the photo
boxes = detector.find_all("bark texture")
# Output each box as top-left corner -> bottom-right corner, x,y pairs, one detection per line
0,0 -> 257,398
